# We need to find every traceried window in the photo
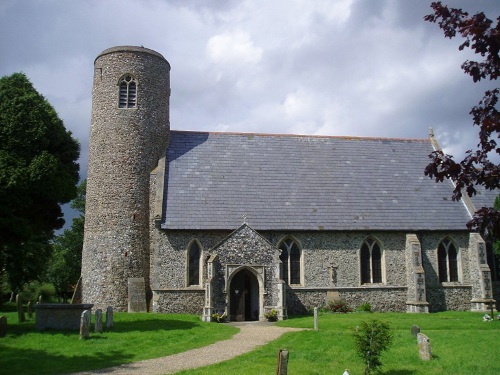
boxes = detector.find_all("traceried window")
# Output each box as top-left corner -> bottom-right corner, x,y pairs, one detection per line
360,238 -> 383,284
487,242 -> 500,282
438,238 -> 459,283
279,238 -> 301,285
187,241 -> 201,286
118,74 -> 137,108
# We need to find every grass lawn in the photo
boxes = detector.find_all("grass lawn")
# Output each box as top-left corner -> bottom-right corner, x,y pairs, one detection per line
176,312 -> 500,375
0,305 -> 238,375
1,307 -> 499,375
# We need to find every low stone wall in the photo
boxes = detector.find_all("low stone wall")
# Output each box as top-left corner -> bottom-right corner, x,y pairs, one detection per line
153,289 -> 204,314
286,287 -> 407,314
35,303 -> 94,330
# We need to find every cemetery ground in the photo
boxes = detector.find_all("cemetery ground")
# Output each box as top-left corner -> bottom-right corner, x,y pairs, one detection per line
0,305 -> 499,375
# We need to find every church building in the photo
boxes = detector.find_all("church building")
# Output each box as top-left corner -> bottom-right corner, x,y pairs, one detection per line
80,46 -> 498,321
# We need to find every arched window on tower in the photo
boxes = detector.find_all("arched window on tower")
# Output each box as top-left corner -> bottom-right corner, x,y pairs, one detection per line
438,238 -> 459,282
360,238 -> 383,284
118,74 -> 137,108
187,241 -> 201,286
279,238 -> 301,285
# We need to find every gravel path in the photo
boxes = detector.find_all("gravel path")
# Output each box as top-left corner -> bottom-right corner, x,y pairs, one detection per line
70,322 -> 304,375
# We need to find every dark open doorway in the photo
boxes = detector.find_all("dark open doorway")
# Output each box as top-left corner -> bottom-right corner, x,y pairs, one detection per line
229,268 -> 259,321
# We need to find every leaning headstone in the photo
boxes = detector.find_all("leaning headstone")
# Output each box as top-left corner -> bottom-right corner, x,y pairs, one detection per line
0,316 -> 7,338
106,306 -> 114,328
276,348 -> 289,375
314,307 -> 318,331
80,310 -> 91,340
16,294 -> 25,323
411,325 -> 420,337
95,309 -> 103,333
417,333 -> 432,361
128,277 -> 147,312
27,301 -> 33,320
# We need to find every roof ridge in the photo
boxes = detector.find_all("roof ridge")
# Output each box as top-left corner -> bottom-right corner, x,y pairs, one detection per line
170,129 -> 429,142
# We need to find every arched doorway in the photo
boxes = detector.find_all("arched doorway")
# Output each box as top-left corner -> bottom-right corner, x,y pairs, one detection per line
229,268 -> 259,321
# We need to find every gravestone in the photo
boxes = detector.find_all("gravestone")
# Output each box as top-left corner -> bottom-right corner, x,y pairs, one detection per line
417,333 -> 432,361
95,309 -> 103,333
106,306 -> 114,328
411,325 -> 420,337
27,301 -> 33,320
38,295 -> 43,303
314,307 -> 318,331
80,310 -> 91,340
16,294 -> 25,323
128,277 -> 147,312
276,348 -> 289,375
0,316 -> 7,337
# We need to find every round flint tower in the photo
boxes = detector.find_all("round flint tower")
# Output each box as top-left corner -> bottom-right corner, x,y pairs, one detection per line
82,46 -> 170,311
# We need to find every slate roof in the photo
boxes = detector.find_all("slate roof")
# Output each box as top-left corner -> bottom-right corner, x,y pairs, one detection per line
161,131 -> 473,231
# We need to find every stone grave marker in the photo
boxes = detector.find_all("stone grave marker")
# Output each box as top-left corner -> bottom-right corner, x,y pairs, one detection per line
411,325 -> 420,337
417,333 -> 432,361
314,307 -> 318,331
276,348 -> 289,375
27,301 -> 33,319
106,306 -> 114,328
128,277 -> 147,312
16,294 -> 25,323
95,309 -> 103,333
0,316 -> 7,338
80,310 -> 91,340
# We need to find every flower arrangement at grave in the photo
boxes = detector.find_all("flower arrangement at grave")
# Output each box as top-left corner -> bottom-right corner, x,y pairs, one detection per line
264,308 -> 278,322
211,310 -> 227,323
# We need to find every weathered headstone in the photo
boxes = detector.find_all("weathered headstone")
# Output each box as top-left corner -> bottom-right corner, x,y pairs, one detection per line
95,309 -> 103,333
16,294 -> 25,323
80,310 -> 91,340
276,348 -> 289,375
411,325 -> 420,337
38,295 -> 43,304
128,277 -> 147,312
27,301 -> 33,320
314,307 -> 318,331
417,333 -> 432,361
0,316 -> 7,337
106,306 -> 114,328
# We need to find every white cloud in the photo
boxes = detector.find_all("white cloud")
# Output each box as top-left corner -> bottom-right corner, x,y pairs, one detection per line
207,31 -> 263,65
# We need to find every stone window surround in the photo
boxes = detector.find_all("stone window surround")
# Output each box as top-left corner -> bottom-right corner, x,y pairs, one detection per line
118,73 -> 138,109
186,239 -> 204,287
359,236 -> 386,286
278,236 -> 303,286
437,237 -> 462,284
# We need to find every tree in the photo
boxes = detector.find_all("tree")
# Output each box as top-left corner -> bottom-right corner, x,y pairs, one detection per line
46,180 -> 86,301
424,2 -> 500,239
353,320 -> 393,375
0,73 -> 80,296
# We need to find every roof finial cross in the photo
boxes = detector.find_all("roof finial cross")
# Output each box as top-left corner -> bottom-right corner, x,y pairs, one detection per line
242,212 -> 247,224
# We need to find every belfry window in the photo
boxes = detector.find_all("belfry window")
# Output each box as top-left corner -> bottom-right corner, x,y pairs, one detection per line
360,238 -> 383,284
279,238 -> 301,285
188,241 -> 201,286
438,238 -> 459,282
118,74 -> 137,108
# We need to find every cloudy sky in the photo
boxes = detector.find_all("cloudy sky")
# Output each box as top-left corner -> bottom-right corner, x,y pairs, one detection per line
1,1 -> 498,196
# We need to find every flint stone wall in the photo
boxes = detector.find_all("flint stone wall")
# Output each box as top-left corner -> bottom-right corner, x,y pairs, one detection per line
152,228 -> 475,314
153,290 -> 204,314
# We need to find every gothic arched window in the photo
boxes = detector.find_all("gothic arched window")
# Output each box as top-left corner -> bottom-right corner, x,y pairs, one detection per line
187,241 -> 201,286
279,238 -> 301,285
360,238 -> 383,284
118,74 -> 137,108
438,238 -> 459,282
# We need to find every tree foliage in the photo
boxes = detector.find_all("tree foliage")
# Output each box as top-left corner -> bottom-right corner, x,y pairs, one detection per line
353,320 -> 393,375
424,2 -> 500,239
46,180 -> 86,301
0,72 -> 80,246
